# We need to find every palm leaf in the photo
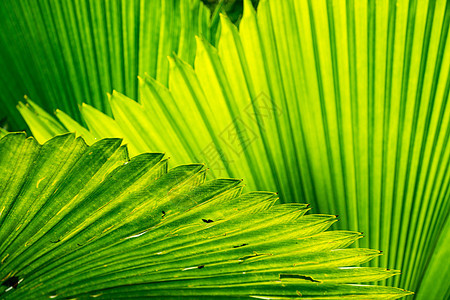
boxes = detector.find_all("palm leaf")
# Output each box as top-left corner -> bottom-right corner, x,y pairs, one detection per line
0,0 -> 217,130
18,0 -> 450,296
0,133 -> 411,299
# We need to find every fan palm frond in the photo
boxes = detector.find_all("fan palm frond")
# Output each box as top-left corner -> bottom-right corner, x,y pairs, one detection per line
15,0 -> 450,297
0,133 -> 412,299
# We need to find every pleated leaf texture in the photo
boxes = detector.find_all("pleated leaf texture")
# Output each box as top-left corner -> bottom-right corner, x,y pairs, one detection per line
0,0 -> 216,129
19,0 -> 450,297
0,133 -> 412,299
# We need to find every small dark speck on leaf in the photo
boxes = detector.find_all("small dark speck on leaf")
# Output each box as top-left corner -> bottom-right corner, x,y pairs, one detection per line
233,243 -> 248,248
280,274 -> 320,283
162,211 -> 166,218
198,265 -> 204,269
50,239 -> 61,243
202,219 -> 213,223
77,243 -> 82,247
238,252 -> 271,263
2,276 -> 20,289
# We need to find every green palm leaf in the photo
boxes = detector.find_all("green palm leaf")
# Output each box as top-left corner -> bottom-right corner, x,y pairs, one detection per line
0,133 -> 411,299
18,0 -> 450,297
0,0 -> 216,130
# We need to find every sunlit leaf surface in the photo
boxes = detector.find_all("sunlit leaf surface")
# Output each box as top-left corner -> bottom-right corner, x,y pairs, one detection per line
0,133 -> 411,299
19,0 -> 450,297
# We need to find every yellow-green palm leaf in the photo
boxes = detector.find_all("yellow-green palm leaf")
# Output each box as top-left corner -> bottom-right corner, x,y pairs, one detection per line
0,133 -> 412,299
15,0 -> 450,298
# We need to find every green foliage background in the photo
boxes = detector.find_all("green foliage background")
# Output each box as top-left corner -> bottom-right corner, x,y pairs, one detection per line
0,0 -> 215,130
0,0 -> 449,299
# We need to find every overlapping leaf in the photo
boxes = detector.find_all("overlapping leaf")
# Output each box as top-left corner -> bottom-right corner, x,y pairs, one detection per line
0,133 -> 411,299
19,0 -> 450,296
